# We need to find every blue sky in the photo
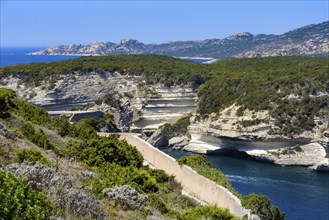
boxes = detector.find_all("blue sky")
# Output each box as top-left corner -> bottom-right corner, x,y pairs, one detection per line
1,0 -> 328,47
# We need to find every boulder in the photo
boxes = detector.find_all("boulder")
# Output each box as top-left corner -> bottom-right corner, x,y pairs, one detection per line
168,137 -> 185,147
147,129 -> 168,147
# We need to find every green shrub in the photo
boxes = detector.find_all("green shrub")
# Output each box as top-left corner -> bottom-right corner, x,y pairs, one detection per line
239,119 -> 263,127
0,169 -> 52,219
178,205 -> 238,220
293,146 -> 303,152
148,169 -> 172,183
162,115 -> 191,139
20,122 -> 54,150
13,148 -> 53,166
84,163 -> 159,195
242,193 -> 285,220
147,193 -> 170,214
236,107 -> 244,117
95,93 -> 121,108
131,170 -> 159,193
64,136 -> 143,168
0,88 -> 16,117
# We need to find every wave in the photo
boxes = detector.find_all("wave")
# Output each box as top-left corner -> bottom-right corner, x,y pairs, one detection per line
226,175 -> 312,188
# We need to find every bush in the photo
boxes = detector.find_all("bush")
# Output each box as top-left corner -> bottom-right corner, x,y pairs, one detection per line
84,163 -> 159,195
95,93 -> 121,108
20,122 -> 54,150
147,193 -> 171,214
178,205 -> 238,220
0,88 -> 16,117
162,115 -> 191,139
12,148 -> 53,166
64,136 -> 143,168
0,169 -> 52,219
242,193 -> 285,220
149,169 -> 172,183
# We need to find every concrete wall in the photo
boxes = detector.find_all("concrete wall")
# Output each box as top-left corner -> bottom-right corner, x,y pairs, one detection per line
119,133 -> 253,219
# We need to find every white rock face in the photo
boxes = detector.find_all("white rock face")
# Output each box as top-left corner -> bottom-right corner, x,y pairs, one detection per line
184,121 -> 222,154
196,104 -> 277,141
182,104 -> 329,169
249,143 -> 326,166
131,86 -> 196,131
1,71 -> 146,107
0,72 -> 197,132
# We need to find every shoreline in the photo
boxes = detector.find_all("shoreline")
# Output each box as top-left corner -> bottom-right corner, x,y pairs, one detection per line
27,53 -> 219,63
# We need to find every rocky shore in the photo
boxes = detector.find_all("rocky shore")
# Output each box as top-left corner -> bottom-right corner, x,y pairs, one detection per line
29,21 -> 329,59
146,106 -> 329,171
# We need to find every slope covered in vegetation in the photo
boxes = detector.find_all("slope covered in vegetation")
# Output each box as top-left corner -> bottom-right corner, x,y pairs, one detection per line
1,55 -> 328,136
0,88 -> 238,219
198,56 -> 329,135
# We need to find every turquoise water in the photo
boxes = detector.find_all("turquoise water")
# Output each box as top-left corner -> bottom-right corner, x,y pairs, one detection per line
160,147 -> 329,220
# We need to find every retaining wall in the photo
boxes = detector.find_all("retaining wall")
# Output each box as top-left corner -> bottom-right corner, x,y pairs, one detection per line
118,133 -> 253,219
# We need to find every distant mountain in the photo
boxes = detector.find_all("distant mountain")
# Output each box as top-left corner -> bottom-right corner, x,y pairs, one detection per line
31,21 -> 329,58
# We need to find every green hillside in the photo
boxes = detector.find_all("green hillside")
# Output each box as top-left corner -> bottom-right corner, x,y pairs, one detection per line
199,56 -> 329,135
1,55 -> 328,136
0,88 -> 240,219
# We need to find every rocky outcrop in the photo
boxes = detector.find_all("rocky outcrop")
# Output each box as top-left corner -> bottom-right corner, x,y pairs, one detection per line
181,105 -> 329,170
131,86 -> 196,131
118,100 -> 134,132
70,111 -> 104,123
30,21 -> 329,58
146,128 -> 169,147
1,73 -> 196,133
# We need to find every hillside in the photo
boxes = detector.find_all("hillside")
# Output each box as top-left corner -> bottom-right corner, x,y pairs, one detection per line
30,21 -> 329,58
0,55 -> 328,169
1,55 -> 328,136
0,88 -> 243,219
0,88 -> 287,219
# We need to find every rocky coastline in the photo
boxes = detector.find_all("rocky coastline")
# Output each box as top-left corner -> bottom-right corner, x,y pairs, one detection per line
145,109 -> 329,171
1,69 -> 328,171
29,21 -> 329,59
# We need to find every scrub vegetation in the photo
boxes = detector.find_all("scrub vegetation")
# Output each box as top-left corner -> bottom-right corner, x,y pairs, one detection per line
1,55 -> 327,136
0,88 -> 238,219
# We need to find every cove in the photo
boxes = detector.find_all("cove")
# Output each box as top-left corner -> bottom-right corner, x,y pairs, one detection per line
160,147 -> 329,220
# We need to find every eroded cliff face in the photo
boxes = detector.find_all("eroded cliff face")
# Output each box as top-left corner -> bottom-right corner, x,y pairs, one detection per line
183,104 -> 329,170
2,71 -> 146,107
1,72 -> 328,170
131,86 -> 196,132
0,71 -> 197,132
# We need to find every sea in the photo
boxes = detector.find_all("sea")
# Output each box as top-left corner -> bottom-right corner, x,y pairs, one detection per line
0,47 -> 79,67
1,47 -> 329,220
